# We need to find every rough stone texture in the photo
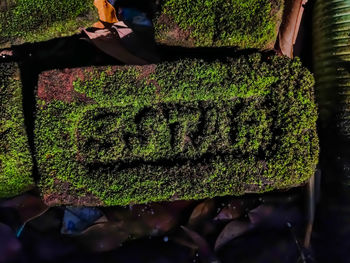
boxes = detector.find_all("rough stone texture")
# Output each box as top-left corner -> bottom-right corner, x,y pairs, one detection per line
0,63 -> 34,198
35,54 -> 319,206
154,0 -> 284,49
1,0 -> 284,50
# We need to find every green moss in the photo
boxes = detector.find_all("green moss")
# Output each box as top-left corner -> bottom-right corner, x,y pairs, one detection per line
0,0 -> 97,47
35,54 -> 319,206
154,0 -> 283,48
1,0 -> 282,49
0,63 -> 34,198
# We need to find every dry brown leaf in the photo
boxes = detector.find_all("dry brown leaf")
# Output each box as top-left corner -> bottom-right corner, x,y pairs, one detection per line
0,194 -> 49,224
188,199 -> 215,226
181,226 -> 221,263
248,205 -> 274,225
214,200 -> 243,222
75,222 -> 128,252
130,203 -> 179,236
173,236 -> 198,250
214,220 -> 251,251
103,201 -> 192,239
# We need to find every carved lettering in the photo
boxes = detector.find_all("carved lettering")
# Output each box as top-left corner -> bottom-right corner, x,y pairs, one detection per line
76,103 -> 232,164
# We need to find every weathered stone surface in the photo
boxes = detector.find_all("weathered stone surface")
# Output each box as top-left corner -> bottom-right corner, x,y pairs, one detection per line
1,0 -> 283,50
35,54 -> 319,206
0,63 -> 34,198
0,0 -> 97,48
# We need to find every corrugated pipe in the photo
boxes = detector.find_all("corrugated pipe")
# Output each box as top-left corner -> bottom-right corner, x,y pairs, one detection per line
313,0 -> 350,184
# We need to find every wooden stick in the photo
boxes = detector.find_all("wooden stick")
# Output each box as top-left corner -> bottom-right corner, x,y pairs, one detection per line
276,0 -> 308,58
304,173 -> 315,248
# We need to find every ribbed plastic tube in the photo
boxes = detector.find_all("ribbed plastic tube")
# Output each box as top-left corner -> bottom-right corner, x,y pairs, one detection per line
313,0 -> 350,183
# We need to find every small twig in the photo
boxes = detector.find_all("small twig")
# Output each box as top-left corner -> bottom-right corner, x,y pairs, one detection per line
16,223 -> 26,238
181,226 -> 221,263
286,222 -> 307,263
304,173 -> 315,248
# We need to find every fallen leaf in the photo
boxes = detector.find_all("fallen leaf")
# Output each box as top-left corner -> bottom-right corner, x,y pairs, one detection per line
75,222 -> 128,252
102,206 -> 149,238
95,215 -> 109,224
188,199 -> 215,226
103,201 -> 192,238
214,220 -> 251,251
0,194 -> 49,225
248,205 -> 274,225
103,206 -> 129,221
27,208 -> 62,234
181,226 -> 221,263
130,203 -> 178,235
214,200 -> 243,222
173,236 -> 198,250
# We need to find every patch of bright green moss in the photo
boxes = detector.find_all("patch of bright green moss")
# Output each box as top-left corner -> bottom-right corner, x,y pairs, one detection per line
0,63 -> 34,198
154,0 -> 283,48
0,0 -> 97,47
35,54 -> 319,206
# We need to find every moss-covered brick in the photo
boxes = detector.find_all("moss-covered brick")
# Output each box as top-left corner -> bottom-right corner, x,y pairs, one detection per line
35,54 -> 319,206
154,0 -> 284,49
1,0 -> 283,50
0,0 -> 97,48
0,63 -> 34,198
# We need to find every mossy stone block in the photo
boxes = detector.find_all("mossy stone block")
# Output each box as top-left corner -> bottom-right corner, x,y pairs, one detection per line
1,0 -> 283,50
0,63 -> 34,198
35,54 -> 319,206
154,0 -> 284,49
0,0 -> 97,48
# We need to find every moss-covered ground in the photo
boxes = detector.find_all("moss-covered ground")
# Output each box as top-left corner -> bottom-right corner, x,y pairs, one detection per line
154,0 -> 284,49
35,54 -> 319,206
0,0 -> 97,48
0,63 -> 34,198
